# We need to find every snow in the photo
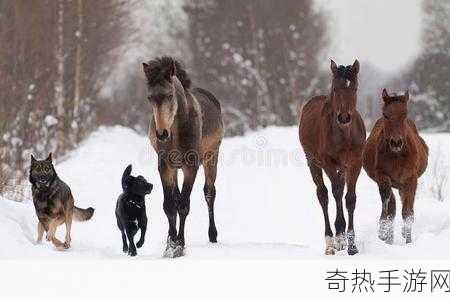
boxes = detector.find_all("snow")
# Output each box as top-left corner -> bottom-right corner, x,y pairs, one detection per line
1,126 -> 450,260
45,115 -> 58,127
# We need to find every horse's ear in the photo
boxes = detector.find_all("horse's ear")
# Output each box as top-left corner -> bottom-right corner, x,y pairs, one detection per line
122,164 -> 132,191
165,61 -> 176,80
142,63 -> 150,76
171,61 -> 176,77
404,89 -> 410,102
330,59 -> 338,76
382,88 -> 390,102
46,152 -> 52,162
352,59 -> 360,75
31,154 -> 36,164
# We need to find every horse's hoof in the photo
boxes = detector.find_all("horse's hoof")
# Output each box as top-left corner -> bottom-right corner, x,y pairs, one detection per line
378,222 -> 394,244
163,237 -> 185,258
122,246 -> 128,253
334,234 -> 347,251
136,240 -> 144,248
348,244 -> 359,256
325,236 -> 335,255
163,244 -> 184,258
378,231 -> 387,242
325,247 -> 336,255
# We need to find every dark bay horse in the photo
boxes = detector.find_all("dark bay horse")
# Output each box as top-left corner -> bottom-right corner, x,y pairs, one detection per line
143,56 -> 224,258
363,89 -> 428,244
299,59 -> 366,255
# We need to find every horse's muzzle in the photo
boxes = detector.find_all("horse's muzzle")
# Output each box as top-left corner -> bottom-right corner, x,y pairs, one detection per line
389,137 -> 403,152
337,112 -> 351,126
156,129 -> 169,142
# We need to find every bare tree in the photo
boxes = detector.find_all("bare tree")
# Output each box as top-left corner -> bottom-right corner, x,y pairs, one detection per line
0,0 -> 129,192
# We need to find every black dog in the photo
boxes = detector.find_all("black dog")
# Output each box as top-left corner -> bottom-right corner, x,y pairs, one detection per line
115,164 -> 153,256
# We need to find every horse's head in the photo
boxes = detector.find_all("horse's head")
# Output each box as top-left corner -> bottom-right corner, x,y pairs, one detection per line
143,57 -> 184,142
330,59 -> 359,128
381,88 -> 409,153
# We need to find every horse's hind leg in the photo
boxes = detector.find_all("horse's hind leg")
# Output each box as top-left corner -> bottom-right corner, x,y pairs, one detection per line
308,162 -> 334,255
377,177 -> 396,244
345,160 -> 362,255
203,152 -> 219,243
399,179 -> 417,244
323,166 -> 346,251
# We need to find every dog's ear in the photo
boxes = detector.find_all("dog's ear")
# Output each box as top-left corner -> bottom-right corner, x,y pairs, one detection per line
122,164 -> 132,191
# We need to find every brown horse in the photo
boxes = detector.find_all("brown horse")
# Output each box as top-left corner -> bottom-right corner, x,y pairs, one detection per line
299,59 -> 366,255
143,56 -> 224,258
363,89 -> 428,244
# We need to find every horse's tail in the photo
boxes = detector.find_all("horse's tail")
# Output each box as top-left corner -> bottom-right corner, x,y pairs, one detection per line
193,87 -> 221,111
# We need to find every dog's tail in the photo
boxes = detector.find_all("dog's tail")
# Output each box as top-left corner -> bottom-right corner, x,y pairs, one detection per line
73,206 -> 95,222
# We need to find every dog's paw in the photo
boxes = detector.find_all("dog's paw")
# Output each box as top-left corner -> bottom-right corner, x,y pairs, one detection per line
136,240 -> 144,248
128,248 -> 137,257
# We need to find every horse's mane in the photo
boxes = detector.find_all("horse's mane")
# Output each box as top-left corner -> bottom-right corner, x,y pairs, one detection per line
144,56 -> 192,90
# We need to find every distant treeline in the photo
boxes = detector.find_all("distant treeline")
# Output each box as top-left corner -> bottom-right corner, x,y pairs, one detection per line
1,0 -> 449,190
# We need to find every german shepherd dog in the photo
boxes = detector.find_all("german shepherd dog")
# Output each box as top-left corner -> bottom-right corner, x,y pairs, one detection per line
115,165 -> 153,256
29,153 -> 94,250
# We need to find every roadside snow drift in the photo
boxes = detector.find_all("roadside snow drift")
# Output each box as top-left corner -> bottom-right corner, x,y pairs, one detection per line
1,126 -> 450,259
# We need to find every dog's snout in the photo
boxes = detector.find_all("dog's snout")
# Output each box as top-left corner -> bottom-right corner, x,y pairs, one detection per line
156,129 -> 169,141
337,112 -> 351,125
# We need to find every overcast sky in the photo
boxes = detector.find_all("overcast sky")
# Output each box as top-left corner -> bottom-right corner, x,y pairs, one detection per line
316,0 -> 423,72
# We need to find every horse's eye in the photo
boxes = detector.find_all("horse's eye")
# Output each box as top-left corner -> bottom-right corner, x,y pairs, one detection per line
168,95 -> 173,101
383,114 -> 389,119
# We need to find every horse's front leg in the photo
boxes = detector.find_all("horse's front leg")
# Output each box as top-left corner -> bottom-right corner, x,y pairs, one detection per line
377,174 -> 396,244
324,165 -> 346,252
177,166 -> 198,247
345,159 -> 362,255
159,162 -> 180,257
399,179 -> 417,244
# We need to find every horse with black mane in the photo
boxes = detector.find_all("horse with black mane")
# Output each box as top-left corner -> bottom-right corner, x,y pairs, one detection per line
143,56 -> 224,258
299,59 -> 365,255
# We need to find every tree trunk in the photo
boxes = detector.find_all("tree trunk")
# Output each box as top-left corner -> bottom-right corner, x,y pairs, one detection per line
72,0 -> 83,144
55,0 -> 65,154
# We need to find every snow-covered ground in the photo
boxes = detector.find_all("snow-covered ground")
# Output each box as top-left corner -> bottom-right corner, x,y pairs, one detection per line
1,126 -> 450,259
